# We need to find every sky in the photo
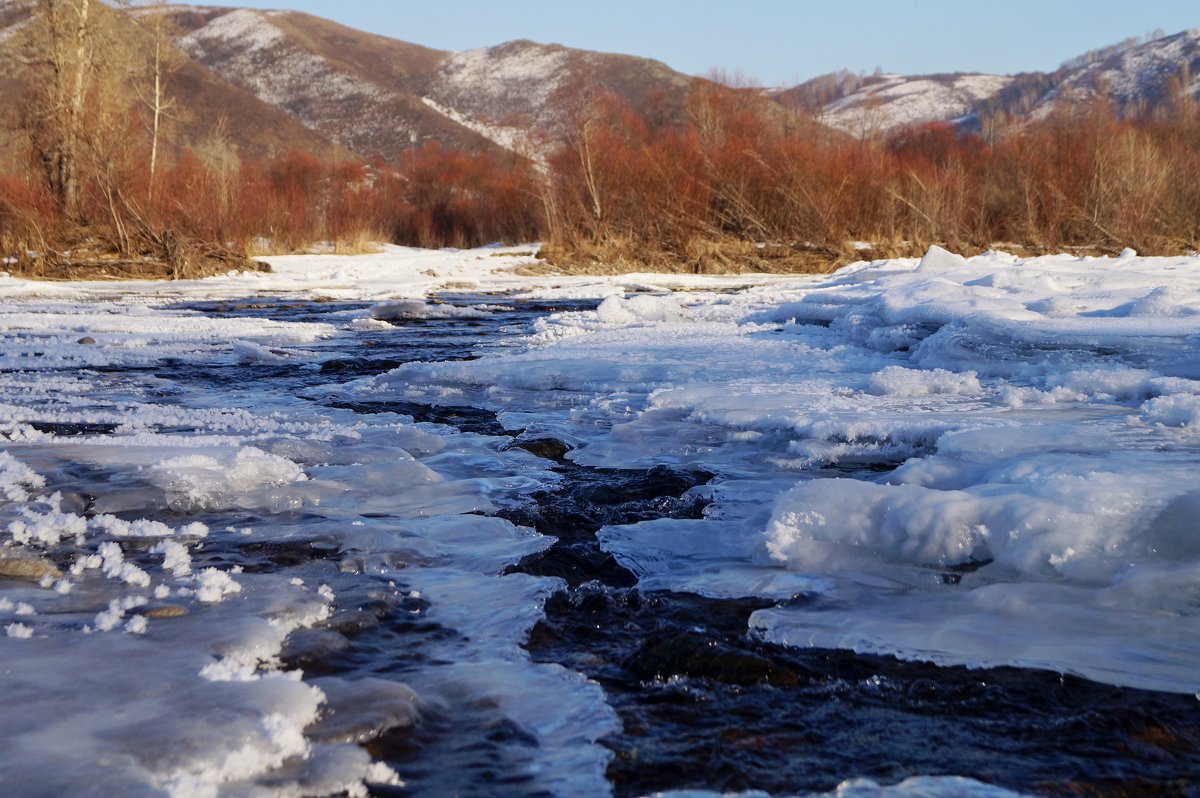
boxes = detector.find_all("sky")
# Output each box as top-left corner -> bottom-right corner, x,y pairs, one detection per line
207,1 -> 1199,87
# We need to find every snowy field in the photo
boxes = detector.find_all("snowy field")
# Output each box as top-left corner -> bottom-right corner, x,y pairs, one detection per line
0,244 -> 1198,796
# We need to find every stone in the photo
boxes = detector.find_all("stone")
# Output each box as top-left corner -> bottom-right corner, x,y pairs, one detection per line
0,557 -> 61,582
513,437 -> 573,461
143,605 -> 188,619
624,631 -> 801,687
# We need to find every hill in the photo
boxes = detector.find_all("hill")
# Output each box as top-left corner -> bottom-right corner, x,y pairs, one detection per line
3,4 -> 1197,163
777,29 -> 1200,135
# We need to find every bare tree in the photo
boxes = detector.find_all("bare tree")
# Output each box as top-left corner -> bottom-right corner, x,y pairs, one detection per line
24,0 -> 96,220
11,0 -> 141,223
129,0 -> 179,200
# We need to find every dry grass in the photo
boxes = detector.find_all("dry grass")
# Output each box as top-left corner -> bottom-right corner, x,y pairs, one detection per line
332,231 -> 385,255
246,232 -> 385,257
244,238 -> 286,258
537,234 -> 1168,276
3,235 -> 268,281
543,236 -> 856,275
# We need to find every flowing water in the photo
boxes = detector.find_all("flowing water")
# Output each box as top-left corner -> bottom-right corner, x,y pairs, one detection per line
1,295 -> 1197,797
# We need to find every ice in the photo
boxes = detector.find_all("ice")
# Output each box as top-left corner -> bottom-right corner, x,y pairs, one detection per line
1140,393 -> 1200,428
147,447 -> 309,512
360,245 -> 1200,695
6,243 -> 1200,794
595,293 -> 690,324
369,298 -> 492,321
306,676 -> 423,744
0,248 -> 682,795
0,450 -> 45,500
652,775 -> 1029,796
6,621 -> 33,638
866,365 -> 982,397
0,572 -> 394,797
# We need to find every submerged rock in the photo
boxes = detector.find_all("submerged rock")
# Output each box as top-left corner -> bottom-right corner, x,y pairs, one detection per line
624,631 -> 801,687
0,557 -> 61,582
510,437 -> 573,462
143,605 -> 188,619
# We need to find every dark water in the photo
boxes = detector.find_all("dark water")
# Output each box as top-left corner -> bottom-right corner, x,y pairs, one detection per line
158,297 -> 1200,798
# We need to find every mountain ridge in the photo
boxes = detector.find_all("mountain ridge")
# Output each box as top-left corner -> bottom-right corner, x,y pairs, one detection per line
0,4 -> 1197,165
782,28 -> 1200,135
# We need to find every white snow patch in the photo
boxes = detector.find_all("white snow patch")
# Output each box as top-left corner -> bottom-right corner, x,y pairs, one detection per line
823,73 -> 1012,134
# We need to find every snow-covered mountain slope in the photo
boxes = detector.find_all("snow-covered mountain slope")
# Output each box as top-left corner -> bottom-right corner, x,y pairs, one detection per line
421,39 -> 691,144
165,9 -> 694,160
168,7 -> 495,159
817,73 -> 1013,135
1033,28 -> 1200,118
783,28 -> 1200,134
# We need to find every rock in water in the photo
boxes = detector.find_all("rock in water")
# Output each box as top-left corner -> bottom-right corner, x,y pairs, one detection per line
0,557 -> 61,582
143,605 -> 188,619
624,631 -> 801,687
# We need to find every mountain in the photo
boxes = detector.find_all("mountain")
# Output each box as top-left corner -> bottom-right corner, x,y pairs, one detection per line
0,2 -> 697,163
0,3 -> 1197,167
0,2 -> 333,163
165,7 -> 694,160
777,72 -> 1014,137
777,29 -> 1200,135
1030,28 -> 1200,116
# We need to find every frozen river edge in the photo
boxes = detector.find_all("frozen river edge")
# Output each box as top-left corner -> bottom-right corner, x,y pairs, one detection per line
0,245 -> 1198,797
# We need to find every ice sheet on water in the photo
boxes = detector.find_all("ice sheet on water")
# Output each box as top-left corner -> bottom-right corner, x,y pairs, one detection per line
397,567 -> 619,794
370,298 -> 494,321
650,774 -> 1030,797
368,246 -> 1200,694
0,562 -> 408,798
0,280 -> 616,796
9,244 -> 1200,792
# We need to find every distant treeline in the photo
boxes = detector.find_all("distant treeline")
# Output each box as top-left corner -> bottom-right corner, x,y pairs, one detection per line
537,82 -> 1200,271
1,2 -> 1198,274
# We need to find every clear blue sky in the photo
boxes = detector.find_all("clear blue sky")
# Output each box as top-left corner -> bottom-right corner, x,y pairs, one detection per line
211,0 -> 1199,86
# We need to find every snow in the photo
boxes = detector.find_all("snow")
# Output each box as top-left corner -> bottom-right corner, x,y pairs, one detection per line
434,42 -> 572,112
823,74 -> 1012,134
0,245 -> 651,796
179,12 -> 385,114
369,298 -> 494,321
177,7 -> 285,52
421,96 -> 537,156
354,244 -> 1200,695
174,8 -> 402,152
1072,29 -> 1200,106
4,242 -> 1200,794
0,244 -> 792,303
1035,29 -> 1200,117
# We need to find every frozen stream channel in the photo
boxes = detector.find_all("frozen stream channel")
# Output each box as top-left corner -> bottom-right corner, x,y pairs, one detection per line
0,245 -> 1198,797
